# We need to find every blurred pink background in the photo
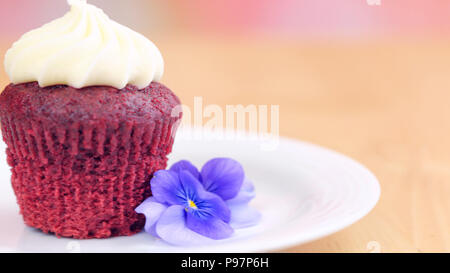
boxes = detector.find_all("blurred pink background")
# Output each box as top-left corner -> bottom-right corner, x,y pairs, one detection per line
1,0 -> 449,39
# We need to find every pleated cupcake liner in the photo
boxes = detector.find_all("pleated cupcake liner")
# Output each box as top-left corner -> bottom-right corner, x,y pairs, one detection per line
0,115 -> 179,239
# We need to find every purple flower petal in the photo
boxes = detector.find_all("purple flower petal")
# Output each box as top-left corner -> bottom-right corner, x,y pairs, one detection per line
228,203 -> 261,229
170,160 -> 201,180
178,170 -> 206,202
200,158 -> 244,200
135,197 -> 168,237
226,178 -> 256,206
179,170 -> 231,223
150,170 -> 185,206
186,212 -> 234,240
226,178 -> 260,229
155,205 -> 215,246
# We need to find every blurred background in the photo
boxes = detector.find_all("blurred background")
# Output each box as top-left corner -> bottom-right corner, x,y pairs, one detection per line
1,0 -> 449,252
2,0 -> 450,38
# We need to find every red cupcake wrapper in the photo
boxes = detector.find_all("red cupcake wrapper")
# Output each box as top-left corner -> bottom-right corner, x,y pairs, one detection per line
1,115 -> 178,239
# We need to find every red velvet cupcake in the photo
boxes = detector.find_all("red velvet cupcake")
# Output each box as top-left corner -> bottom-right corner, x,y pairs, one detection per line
1,1 -> 182,238
0,82 -> 181,238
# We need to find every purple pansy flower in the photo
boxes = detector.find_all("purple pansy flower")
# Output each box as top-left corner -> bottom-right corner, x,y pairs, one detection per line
135,158 -> 260,246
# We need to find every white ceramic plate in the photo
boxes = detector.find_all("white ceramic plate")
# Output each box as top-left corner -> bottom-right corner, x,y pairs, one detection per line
0,128 -> 380,253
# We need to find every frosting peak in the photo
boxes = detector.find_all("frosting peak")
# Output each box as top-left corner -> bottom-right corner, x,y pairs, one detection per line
4,0 -> 164,89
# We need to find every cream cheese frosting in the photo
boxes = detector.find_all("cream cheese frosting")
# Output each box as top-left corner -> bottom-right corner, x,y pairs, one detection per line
4,0 -> 164,89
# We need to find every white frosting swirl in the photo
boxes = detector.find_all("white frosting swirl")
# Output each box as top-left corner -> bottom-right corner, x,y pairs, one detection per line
4,0 -> 164,89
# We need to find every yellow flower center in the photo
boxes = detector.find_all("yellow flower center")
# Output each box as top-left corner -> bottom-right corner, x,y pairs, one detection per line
185,200 -> 198,212
188,200 -> 197,209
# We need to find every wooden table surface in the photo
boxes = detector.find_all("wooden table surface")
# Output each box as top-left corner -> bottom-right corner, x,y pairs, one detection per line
1,36 -> 449,252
